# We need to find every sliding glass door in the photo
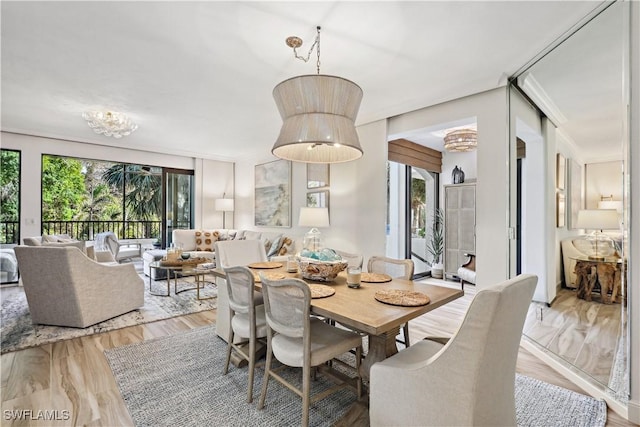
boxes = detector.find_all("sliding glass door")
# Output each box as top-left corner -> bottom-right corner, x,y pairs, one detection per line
164,169 -> 194,248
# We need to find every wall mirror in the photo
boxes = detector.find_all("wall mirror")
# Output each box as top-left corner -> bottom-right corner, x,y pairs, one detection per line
510,1 -> 629,406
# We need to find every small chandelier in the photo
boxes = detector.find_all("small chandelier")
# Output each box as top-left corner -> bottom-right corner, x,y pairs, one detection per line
272,26 -> 363,164
443,129 -> 477,152
82,110 -> 138,138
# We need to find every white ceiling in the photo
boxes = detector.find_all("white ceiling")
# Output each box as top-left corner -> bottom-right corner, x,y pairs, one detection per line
1,1 -> 609,162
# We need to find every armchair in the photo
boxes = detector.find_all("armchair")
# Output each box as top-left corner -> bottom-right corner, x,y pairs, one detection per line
95,231 -> 142,262
370,274 -> 537,426
14,246 -> 144,328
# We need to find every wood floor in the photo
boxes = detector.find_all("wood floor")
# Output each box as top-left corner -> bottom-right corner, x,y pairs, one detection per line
1,282 -> 635,426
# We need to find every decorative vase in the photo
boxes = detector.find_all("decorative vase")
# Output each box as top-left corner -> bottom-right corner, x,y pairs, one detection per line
452,166 -> 465,184
431,262 -> 444,279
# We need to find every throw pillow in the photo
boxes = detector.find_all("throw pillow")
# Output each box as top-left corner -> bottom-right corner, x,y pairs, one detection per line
195,230 -> 219,252
42,234 -> 58,243
243,230 -> 262,241
266,236 -> 285,258
233,230 -> 245,240
43,240 -> 86,254
278,237 -> 294,256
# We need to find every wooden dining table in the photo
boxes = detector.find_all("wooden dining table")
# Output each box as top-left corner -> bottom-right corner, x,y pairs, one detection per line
212,264 -> 464,378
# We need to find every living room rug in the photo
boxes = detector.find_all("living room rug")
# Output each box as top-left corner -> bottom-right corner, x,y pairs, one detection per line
0,276 -> 217,354
105,325 -> 608,427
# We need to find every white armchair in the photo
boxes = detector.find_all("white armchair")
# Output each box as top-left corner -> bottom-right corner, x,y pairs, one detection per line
95,231 -> 142,262
370,274 -> 537,427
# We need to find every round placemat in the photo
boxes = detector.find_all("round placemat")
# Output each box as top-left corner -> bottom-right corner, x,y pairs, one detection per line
309,284 -> 336,299
374,289 -> 430,306
248,262 -> 283,269
253,272 -> 286,282
361,272 -> 392,283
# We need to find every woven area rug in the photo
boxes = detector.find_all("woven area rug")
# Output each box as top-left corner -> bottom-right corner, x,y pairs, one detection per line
105,325 -> 607,427
1,275 -> 217,354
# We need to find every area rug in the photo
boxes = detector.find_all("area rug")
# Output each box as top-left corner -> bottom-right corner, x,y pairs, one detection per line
0,276 -> 217,354
105,325 -> 608,427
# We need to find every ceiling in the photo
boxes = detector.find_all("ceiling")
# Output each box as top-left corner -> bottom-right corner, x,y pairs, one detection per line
1,1 -> 609,162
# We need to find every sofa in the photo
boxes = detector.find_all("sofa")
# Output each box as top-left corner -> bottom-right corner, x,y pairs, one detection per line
171,229 -> 295,262
560,235 -> 620,288
14,246 -> 144,328
22,233 -> 115,263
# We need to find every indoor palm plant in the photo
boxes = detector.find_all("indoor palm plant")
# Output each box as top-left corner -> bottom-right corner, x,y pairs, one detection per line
426,208 -> 444,279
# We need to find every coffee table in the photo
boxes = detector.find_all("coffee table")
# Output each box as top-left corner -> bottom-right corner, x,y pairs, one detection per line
149,261 -> 216,300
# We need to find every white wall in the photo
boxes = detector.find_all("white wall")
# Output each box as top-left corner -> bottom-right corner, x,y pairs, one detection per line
234,119 -> 389,265
389,88 -> 510,288
0,131 -> 234,239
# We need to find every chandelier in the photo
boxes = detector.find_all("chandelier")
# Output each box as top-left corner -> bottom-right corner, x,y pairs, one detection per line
82,111 -> 138,138
443,129 -> 477,152
272,26 -> 363,164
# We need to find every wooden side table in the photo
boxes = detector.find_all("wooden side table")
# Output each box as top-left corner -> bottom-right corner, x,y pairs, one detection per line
572,256 -> 624,304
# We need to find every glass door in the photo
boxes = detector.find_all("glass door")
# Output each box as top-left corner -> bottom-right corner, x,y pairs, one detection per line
164,168 -> 194,248
409,167 -> 438,278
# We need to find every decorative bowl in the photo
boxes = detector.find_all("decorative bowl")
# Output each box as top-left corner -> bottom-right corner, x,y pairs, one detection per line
297,258 -> 348,282
180,252 -> 191,260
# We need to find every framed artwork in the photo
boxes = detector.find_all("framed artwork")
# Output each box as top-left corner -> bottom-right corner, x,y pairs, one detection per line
556,192 -> 565,228
307,190 -> 329,208
307,163 -> 329,189
254,159 -> 291,227
556,153 -> 565,190
568,159 -> 583,229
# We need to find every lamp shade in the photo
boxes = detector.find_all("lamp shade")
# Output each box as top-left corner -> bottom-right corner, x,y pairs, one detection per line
215,198 -> 234,212
443,129 -> 477,152
272,75 -> 363,163
575,209 -> 619,230
298,207 -> 329,228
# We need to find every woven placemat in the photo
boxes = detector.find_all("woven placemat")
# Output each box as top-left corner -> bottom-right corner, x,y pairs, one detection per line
253,272 -> 286,283
374,289 -> 430,306
361,272 -> 392,283
159,257 -> 209,267
309,284 -> 336,299
248,262 -> 283,269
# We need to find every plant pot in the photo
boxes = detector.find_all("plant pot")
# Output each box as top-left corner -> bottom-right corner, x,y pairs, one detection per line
431,263 -> 444,279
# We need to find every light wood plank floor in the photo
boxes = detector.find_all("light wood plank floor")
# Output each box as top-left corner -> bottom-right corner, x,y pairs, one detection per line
1,282 -> 634,426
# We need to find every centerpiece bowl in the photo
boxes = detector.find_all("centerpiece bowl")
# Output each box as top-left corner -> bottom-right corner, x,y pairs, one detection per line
297,257 -> 348,282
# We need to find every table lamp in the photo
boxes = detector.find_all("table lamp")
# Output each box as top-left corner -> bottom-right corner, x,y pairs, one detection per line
298,207 -> 329,251
575,209 -> 619,260
215,195 -> 234,229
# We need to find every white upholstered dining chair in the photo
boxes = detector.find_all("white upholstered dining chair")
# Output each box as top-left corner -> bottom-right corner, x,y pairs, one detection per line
367,255 -> 414,347
222,266 -> 268,403
258,275 -> 363,427
369,274 -> 537,427
214,240 -> 267,343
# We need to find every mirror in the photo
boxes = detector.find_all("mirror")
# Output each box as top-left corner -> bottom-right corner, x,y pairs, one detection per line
511,1 -> 628,404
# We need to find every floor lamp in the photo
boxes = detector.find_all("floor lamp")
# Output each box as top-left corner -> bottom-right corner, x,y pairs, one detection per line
215,196 -> 234,229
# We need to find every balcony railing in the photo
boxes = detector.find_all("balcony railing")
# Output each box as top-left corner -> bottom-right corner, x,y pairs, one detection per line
0,221 -> 19,245
42,220 -> 162,241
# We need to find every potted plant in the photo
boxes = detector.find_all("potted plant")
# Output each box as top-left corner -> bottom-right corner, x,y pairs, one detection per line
426,208 -> 444,279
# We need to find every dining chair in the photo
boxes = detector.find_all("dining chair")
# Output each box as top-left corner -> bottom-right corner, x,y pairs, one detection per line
257,275 -> 363,427
214,240 -> 268,343
367,255 -> 414,347
369,274 -> 537,426
334,249 -> 364,269
222,266 -> 268,403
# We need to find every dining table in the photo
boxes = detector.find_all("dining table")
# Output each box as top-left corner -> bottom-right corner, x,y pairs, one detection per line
212,263 -> 464,379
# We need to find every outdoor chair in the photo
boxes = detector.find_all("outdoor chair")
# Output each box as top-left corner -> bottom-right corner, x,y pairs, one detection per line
95,231 -> 142,263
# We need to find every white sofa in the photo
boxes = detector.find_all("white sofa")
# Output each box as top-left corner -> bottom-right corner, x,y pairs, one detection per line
560,235 -> 620,288
171,229 -> 295,263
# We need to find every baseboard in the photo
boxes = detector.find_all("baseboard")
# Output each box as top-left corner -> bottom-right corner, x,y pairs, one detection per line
521,338 -> 629,420
628,400 -> 640,424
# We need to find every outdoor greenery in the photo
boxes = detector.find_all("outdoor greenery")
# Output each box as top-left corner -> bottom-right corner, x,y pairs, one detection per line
0,150 -> 20,223
426,208 -> 444,264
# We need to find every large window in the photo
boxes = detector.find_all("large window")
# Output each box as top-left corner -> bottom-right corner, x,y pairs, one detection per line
1,149 -> 20,245
41,155 -> 191,244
